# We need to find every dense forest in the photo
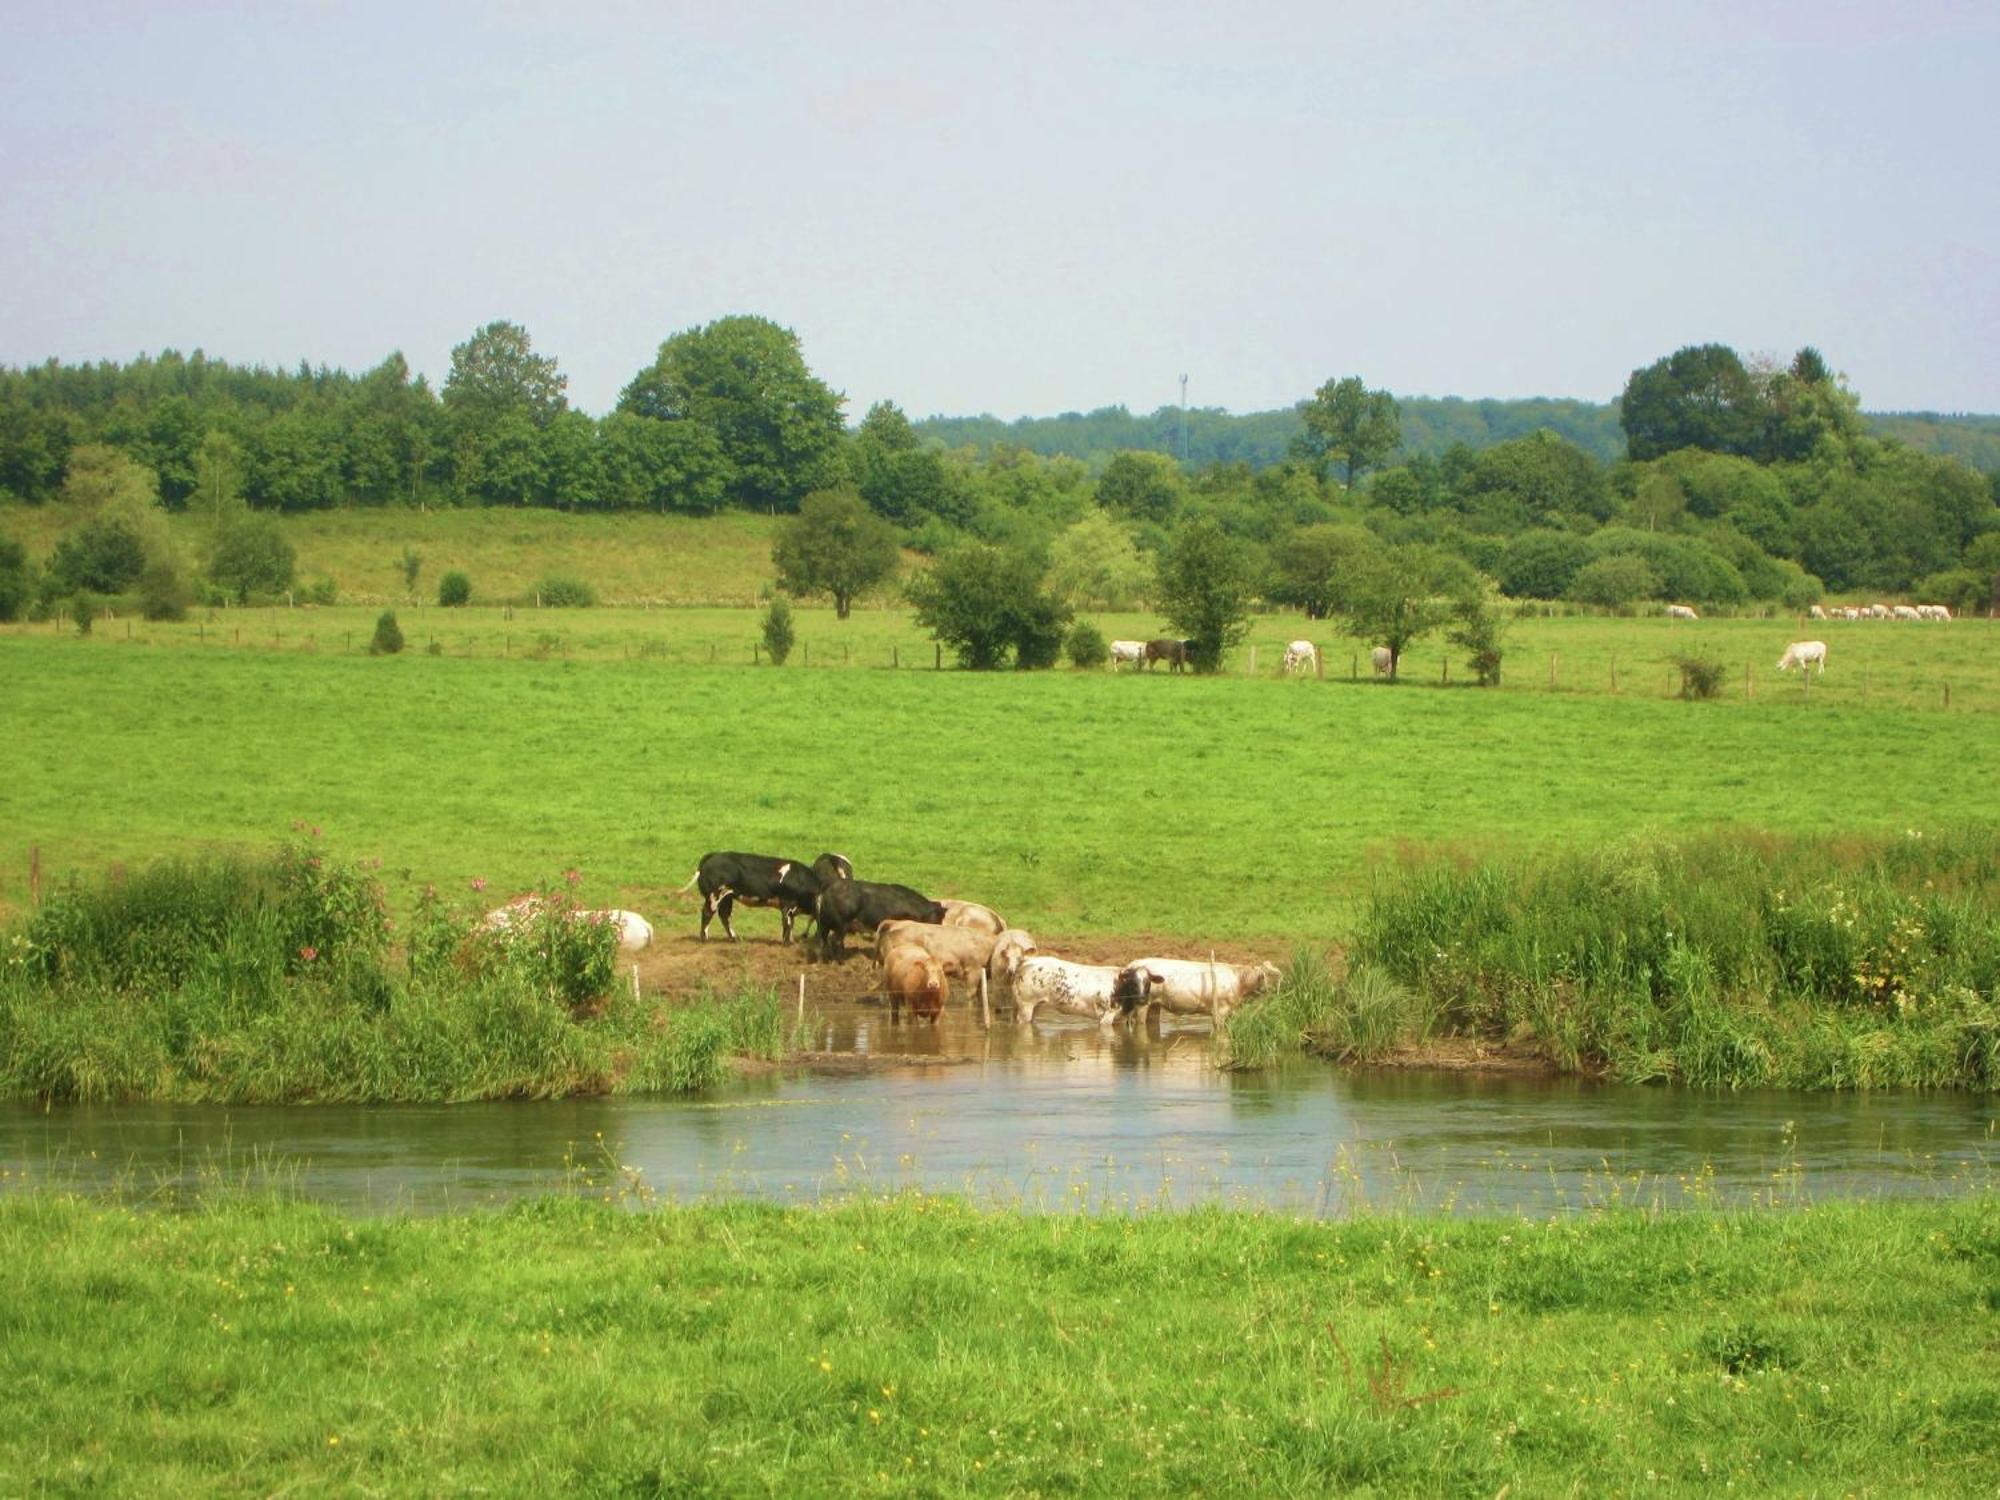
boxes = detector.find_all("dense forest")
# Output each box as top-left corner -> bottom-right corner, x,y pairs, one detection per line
2,317 -> 1996,626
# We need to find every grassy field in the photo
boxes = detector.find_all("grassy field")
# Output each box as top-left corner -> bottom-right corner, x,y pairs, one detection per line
3,617 -> 1996,940
1,1189 -> 1994,1495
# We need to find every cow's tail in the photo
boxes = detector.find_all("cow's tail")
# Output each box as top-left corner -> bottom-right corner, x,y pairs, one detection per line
675,869 -> 702,895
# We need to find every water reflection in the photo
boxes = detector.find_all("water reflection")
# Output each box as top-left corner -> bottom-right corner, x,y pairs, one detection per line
1,1014 -> 1992,1216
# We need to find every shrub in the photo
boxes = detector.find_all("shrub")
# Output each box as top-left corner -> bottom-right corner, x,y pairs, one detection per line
208,517 -> 296,604
760,596 -> 795,665
370,610 -> 405,655
536,576 -> 596,608
1676,654 -> 1728,699
907,543 -> 1072,670
1567,554 -> 1662,610
137,557 -> 191,621
49,515 -> 146,595
303,576 -> 338,606
438,570 -> 471,607
71,595 -> 98,635
1065,620 -> 1109,669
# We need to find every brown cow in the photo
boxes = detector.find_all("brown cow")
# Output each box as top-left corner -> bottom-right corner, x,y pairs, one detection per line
1143,638 -> 1194,673
882,945 -> 947,1022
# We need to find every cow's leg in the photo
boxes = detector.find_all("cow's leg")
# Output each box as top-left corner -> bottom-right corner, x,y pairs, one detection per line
779,903 -> 795,945
718,892 -> 739,942
699,888 -> 716,941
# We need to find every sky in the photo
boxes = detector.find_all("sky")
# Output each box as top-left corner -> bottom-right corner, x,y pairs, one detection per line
2,1 -> 1996,421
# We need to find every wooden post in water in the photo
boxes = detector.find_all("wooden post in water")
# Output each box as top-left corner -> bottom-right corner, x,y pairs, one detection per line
797,974 -> 806,1026
979,969 -> 991,1029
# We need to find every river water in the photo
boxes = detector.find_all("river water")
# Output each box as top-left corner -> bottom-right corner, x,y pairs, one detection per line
2,1009 -> 1992,1215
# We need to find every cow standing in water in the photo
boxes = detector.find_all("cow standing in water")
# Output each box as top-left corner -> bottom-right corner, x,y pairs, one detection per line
1143,638 -> 1194,673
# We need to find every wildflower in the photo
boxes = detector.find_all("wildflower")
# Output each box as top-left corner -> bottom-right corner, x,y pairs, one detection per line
470,877 -> 487,892
564,867 -> 582,887
299,946 -> 318,963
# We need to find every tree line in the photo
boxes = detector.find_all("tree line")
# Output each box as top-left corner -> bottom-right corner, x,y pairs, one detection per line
2,319 -> 1996,637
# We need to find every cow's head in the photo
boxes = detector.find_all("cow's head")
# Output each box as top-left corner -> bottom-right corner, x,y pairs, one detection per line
1113,965 -> 1156,1010
1241,962 -> 1282,998
814,852 -> 853,884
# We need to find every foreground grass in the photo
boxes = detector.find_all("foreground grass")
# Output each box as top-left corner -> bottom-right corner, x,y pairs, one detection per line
4,633 -> 1996,938
0,1191 -> 1993,1496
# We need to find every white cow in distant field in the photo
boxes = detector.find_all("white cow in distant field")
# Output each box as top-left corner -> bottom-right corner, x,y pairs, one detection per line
1917,604 -> 1953,622
1893,604 -> 1921,621
1777,640 -> 1827,675
1869,604 -> 1891,619
1841,607 -> 1864,621
1282,640 -> 1317,675
1808,604 -> 1826,620
1109,639 -> 1146,669
1665,604 -> 1699,620
1371,646 -> 1393,677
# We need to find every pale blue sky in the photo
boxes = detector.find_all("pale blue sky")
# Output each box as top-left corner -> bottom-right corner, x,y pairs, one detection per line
3,1 -> 1994,419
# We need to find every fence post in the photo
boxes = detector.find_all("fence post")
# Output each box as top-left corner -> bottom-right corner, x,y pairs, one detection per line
29,845 -> 40,907
893,645 -> 899,669
1247,645 -> 1256,677
1442,657 -> 1449,685
1314,648 -> 1324,681
979,969 -> 991,1029
1550,652 -> 1557,690
935,643 -> 942,670
1350,653 -> 1357,680
1943,680 -> 1951,710
1609,653 -> 1616,692
797,974 -> 806,1026
753,643 -> 760,665
1745,663 -> 1753,699
805,641 -> 809,667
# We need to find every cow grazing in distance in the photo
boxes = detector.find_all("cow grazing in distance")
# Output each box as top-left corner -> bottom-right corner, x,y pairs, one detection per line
1665,604 -> 1699,620
1282,640 -> 1317,675
680,851 -> 852,943
939,899 -> 1007,935
814,877 -> 945,957
1143,638 -> 1194,673
1808,604 -> 1827,620
1893,604 -> 1921,621
880,945 -> 947,1022
1109,640 -> 1146,669
1371,646 -> 1393,677
1777,641 -> 1827,675
1119,957 -> 1281,1028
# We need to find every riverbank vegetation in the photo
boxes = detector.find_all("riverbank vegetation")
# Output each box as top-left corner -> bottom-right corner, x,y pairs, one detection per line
1224,830 -> 2000,1090
0,1188 -> 1993,1494
0,844 -> 788,1102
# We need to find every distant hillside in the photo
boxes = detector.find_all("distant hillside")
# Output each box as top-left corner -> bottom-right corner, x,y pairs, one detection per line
916,399 -> 2000,472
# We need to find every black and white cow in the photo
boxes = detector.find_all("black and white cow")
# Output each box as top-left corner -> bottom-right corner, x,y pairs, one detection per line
680,851 -> 852,943
813,876 -> 945,958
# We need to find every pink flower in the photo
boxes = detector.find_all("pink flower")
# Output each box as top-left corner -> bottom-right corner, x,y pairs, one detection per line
564,868 -> 582,887
471,877 -> 488,892
299,946 -> 318,963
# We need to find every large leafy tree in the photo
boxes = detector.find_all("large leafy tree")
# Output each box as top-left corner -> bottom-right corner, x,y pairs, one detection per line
1618,344 -> 1766,461
1294,376 -> 1401,487
908,543 -> 1071,670
1329,541 -> 1477,679
442,321 -> 567,429
1046,512 -> 1151,609
1155,516 -> 1258,672
771,487 -> 901,618
1268,523 -> 1376,619
620,315 -> 844,512
1095,450 -> 1185,524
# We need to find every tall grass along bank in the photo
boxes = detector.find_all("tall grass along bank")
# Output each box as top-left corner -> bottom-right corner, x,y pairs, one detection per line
0,844 -> 786,1102
1336,829 -> 2000,1089
0,1191 -> 1993,1495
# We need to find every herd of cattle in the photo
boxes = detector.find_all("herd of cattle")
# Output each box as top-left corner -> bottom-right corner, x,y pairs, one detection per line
1809,603 -> 1955,621
674,850 -> 1278,1029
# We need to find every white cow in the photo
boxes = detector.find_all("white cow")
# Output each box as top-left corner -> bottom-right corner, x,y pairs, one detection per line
1282,640 -> 1317,675
1842,607 -> 1864,621
1371,645 -> 1393,677
1808,604 -> 1826,620
872,918 -> 1011,995
1893,604 -> 1921,621
1917,604 -> 1952,622
483,898 -> 652,952
994,947 -> 1146,1026
1869,604 -> 1891,619
1665,604 -> 1699,620
1109,639 -> 1146,669
1777,640 -> 1827,674
1118,957 -> 1282,1028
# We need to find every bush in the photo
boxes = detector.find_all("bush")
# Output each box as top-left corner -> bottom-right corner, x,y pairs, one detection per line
303,576 -> 338,606
760,596 -> 795,665
536,576 -> 596,608
907,543 -> 1072,670
1065,620 -> 1109,669
370,610 -> 405,655
438,570 -> 471,607
137,557 -> 191,621
49,515 -> 147,595
1567,554 -> 1662,610
1914,567 -> 1986,616
71,595 -> 98,635
1676,654 -> 1728,699
208,517 -> 296,604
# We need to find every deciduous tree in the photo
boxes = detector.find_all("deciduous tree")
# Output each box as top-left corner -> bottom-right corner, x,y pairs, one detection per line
772,487 -> 901,618
1155,517 -> 1257,671
1295,377 -> 1401,487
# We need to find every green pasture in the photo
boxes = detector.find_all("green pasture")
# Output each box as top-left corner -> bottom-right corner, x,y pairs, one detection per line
3,620 -> 1995,940
2,1190 -> 1994,1496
